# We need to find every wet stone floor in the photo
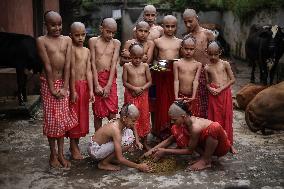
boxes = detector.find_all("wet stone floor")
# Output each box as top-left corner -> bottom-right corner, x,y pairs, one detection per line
0,60 -> 283,189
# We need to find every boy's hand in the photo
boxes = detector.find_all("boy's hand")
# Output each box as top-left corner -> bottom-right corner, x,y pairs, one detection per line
208,87 -> 219,96
71,92 -> 78,103
121,49 -> 130,58
136,141 -> 143,150
103,85 -> 111,98
57,88 -> 67,98
142,54 -> 148,62
89,92 -> 95,103
137,163 -> 152,172
95,85 -> 104,96
51,89 -> 60,98
183,97 -> 194,103
142,149 -> 155,158
152,148 -> 165,162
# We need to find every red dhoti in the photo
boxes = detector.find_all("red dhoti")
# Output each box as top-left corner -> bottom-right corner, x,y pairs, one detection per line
40,77 -> 77,138
153,69 -> 175,137
67,80 -> 90,138
199,122 -> 231,157
93,70 -> 118,118
208,83 -> 233,144
124,89 -> 150,138
178,93 -> 199,117
171,124 -> 190,148
197,68 -> 208,118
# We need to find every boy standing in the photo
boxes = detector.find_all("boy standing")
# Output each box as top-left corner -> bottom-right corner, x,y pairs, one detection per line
205,41 -> 237,153
123,43 -> 152,149
153,15 -> 182,137
183,8 -> 215,118
121,21 -> 154,66
89,18 -> 121,131
173,35 -> 202,116
37,11 -> 77,168
88,104 -> 152,172
67,22 -> 94,159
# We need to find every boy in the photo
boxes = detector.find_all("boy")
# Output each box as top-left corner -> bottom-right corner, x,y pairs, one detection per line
134,5 -> 163,41
67,22 -> 94,160
205,41 -> 237,153
123,43 -> 152,150
153,15 -> 182,137
89,18 -> 121,131
173,35 -> 202,116
88,103 -> 152,172
37,11 -> 77,168
183,8 -> 215,118
121,21 -> 154,66
145,101 -> 233,171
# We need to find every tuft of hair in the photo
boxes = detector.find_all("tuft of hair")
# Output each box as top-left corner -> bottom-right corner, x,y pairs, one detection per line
129,42 -> 144,55
120,103 -> 139,118
182,34 -> 196,46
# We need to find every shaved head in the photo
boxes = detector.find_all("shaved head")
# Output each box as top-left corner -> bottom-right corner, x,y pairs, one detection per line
144,5 -> 156,13
168,103 -> 187,118
130,43 -> 144,56
70,22 -> 85,33
101,18 -> 117,29
120,104 -> 139,118
163,15 -> 177,24
183,9 -> 198,18
44,11 -> 61,22
208,41 -> 220,51
136,21 -> 150,30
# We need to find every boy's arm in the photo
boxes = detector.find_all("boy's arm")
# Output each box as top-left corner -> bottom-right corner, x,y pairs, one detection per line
141,64 -> 152,90
120,41 -> 131,66
187,130 -> 200,155
146,40 -> 155,64
191,63 -> 202,99
122,65 -> 137,91
173,62 -> 179,99
62,37 -> 72,91
143,135 -> 175,157
70,45 -> 76,102
86,50 -> 94,101
220,61 -> 235,91
153,39 -> 159,63
104,40 -> 121,96
89,38 -> 103,95
36,37 -> 57,96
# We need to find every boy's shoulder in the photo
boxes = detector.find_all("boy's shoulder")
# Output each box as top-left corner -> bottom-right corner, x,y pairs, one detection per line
112,38 -> 121,46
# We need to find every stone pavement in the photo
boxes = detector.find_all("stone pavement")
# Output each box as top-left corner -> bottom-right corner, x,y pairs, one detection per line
0,60 -> 283,189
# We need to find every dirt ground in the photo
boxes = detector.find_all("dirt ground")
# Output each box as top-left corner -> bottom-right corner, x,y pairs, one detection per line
0,60 -> 283,189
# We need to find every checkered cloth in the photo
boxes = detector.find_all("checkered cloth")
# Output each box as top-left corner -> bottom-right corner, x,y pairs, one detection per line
40,77 -> 77,137
197,68 -> 209,118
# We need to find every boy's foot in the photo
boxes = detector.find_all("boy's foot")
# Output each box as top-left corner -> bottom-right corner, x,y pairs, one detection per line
70,147 -> 84,160
186,159 -> 211,171
58,155 -> 71,168
49,155 -> 61,168
98,162 -> 121,171
230,146 -> 238,154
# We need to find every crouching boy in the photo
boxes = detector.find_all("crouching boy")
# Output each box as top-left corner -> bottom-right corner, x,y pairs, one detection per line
88,103 -> 152,172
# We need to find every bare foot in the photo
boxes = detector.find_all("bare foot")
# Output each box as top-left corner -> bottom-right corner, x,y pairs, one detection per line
49,155 -> 61,168
98,162 -> 121,171
71,147 -> 84,160
58,155 -> 71,168
187,159 -> 198,166
230,146 -> 238,154
186,159 -> 211,171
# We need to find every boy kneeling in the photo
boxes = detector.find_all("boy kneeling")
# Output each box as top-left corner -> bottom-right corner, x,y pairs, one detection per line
88,103 -> 151,172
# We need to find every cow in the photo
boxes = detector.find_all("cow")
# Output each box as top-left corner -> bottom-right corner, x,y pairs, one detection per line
245,81 -> 284,134
0,32 -> 42,105
245,24 -> 284,85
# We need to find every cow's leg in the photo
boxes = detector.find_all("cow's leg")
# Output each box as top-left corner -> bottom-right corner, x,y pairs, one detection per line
16,68 -> 27,105
269,61 -> 278,85
260,62 -> 268,85
250,61 -> 256,83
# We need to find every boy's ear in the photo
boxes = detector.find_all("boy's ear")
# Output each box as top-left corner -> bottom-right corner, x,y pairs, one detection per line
69,33 -> 72,38
99,26 -> 103,32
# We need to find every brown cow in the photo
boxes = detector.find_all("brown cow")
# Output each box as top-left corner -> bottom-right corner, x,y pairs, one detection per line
245,82 -> 284,134
236,83 -> 267,110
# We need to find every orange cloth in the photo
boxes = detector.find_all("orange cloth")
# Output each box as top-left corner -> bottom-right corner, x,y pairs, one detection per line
199,122 -> 231,157
40,77 -> 77,137
66,80 -> 90,138
93,70 -> 118,118
152,69 -> 175,137
124,89 -> 150,138
208,83 -> 233,144
178,93 -> 199,117
171,124 -> 190,148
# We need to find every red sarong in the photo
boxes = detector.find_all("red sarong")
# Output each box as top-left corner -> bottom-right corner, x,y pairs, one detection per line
199,122 -> 231,157
208,83 -> 233,144
152,69 -> 175,137
178,93 -> 199,117
124,89 -> 150,138
171,124 -> 190,148
93,70 -> 118,118
40,77 -> 77,138
197,68 -> 208,118
66,80 -> 90,138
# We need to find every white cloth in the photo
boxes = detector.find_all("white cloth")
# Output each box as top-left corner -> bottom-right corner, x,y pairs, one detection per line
88,128 -> 135,160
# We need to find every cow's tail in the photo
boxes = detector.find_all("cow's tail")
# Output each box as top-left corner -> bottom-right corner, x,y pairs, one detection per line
245,108 -> 261,132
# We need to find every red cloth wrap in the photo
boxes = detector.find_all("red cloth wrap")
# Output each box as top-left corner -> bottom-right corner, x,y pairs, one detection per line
197,68 -> 208,118
198,122 -> 231,157
178,93 -> 199,117
40,77 -> 77,137
93,70 -> 118,118
124,89 -> 150,138
152,68 -> 175,136
208,83 -> 233,144
171,124 -> 190,148
67,80 -> 90,138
